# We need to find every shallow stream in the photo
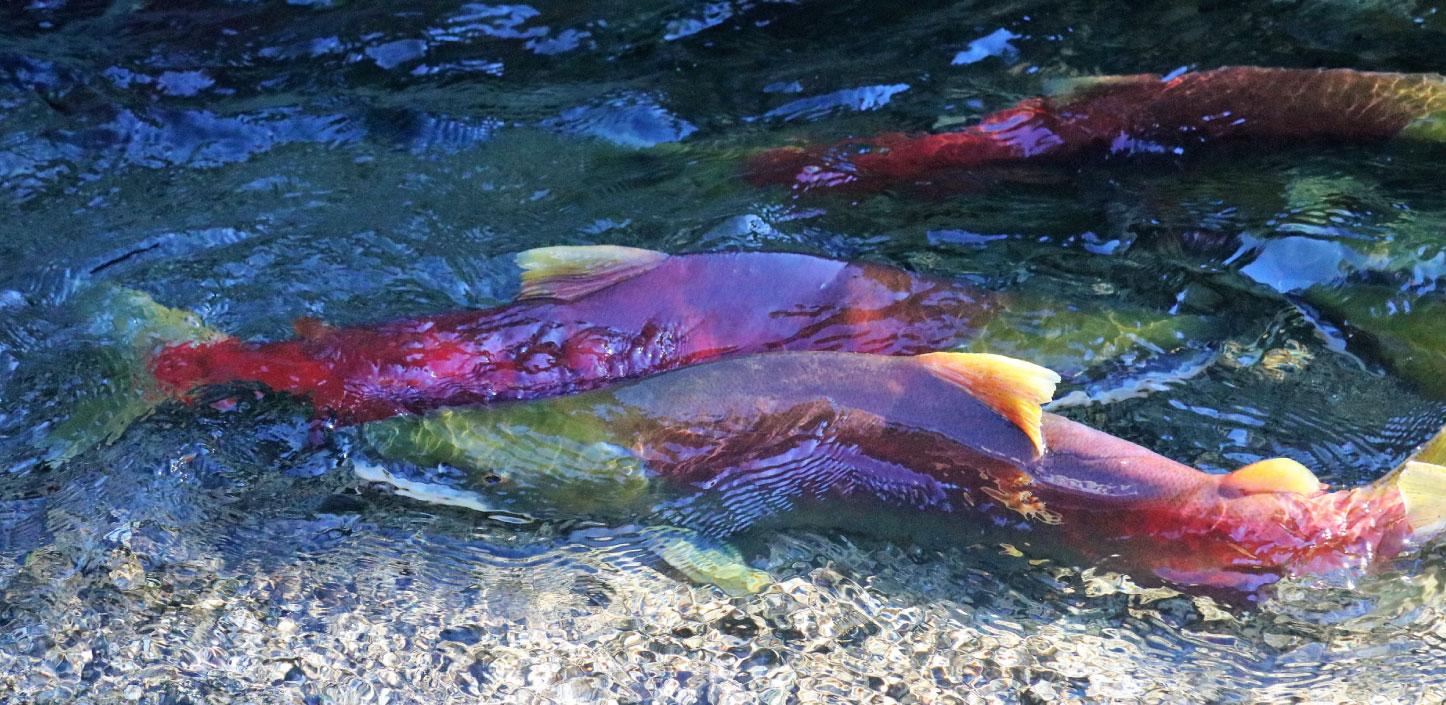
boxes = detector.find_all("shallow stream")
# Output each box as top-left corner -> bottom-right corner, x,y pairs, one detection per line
2,2 -> 1445,703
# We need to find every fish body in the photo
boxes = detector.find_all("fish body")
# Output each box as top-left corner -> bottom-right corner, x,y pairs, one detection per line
46,245 -> 1221,464
749,67 -> 1446,191
148,247 -> 995,424
360,351 -> 1441,598
1303,286 -> 1446,399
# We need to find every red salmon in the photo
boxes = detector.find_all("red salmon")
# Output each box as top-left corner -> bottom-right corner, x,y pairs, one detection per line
749,67 -> 1446,192
358,351 -> 1445,599
146,246 -> 995,424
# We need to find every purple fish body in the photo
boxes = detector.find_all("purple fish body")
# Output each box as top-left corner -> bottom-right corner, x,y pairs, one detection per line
360,351 -> 1440,598
150,247 -> 995,423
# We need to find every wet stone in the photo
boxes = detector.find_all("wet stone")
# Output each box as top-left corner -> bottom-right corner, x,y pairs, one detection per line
438,625 -> 483,645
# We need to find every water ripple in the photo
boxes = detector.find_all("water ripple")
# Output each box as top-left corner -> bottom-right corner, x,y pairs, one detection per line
1,0 -> 1445,702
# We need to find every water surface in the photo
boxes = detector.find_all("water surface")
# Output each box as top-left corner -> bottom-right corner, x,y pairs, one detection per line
2,1 -> 1445,703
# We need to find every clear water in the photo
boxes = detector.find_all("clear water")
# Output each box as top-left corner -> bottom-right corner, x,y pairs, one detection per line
2,1 -> 1445,703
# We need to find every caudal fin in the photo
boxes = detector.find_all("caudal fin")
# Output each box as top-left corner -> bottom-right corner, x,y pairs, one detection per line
40,285 -> 226,464
1381,426 -> 1446,543
1390,461 -> 1446,542
1409,426 -> 1446,466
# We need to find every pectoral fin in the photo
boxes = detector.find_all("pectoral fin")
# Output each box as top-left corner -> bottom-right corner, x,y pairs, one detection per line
352,458 -> 504,514
640,526 -> 771,596
515,245 -> 668,301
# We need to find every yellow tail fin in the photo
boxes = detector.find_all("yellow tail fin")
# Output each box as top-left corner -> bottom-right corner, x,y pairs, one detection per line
1408,427 -> 1446,466
1393,461 -> 1446,540
41,286 -> 226,464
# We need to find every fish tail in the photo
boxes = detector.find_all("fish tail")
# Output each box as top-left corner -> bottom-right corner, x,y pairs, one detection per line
1408,426 -> 1446,467
1375,425 -> 1446,544
1379,459 -> 1446,544
40,285 -> 228,464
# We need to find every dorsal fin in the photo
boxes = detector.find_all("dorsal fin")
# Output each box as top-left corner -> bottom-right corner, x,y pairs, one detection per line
915,352 -> 1059,456
1043,73 -> 1158,100
1220,458 -> 1322,496
515,245 -> 668,301
292,316 -> 334,340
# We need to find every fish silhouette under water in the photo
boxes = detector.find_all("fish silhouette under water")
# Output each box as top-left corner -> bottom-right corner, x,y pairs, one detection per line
748,66 -> 1446,192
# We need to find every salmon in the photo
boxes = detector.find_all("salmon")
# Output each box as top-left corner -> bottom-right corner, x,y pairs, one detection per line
749,67 -> 1446,192
45,246 -> 1216,462
42,246 -> 994,462
356,351 -> 1445,600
